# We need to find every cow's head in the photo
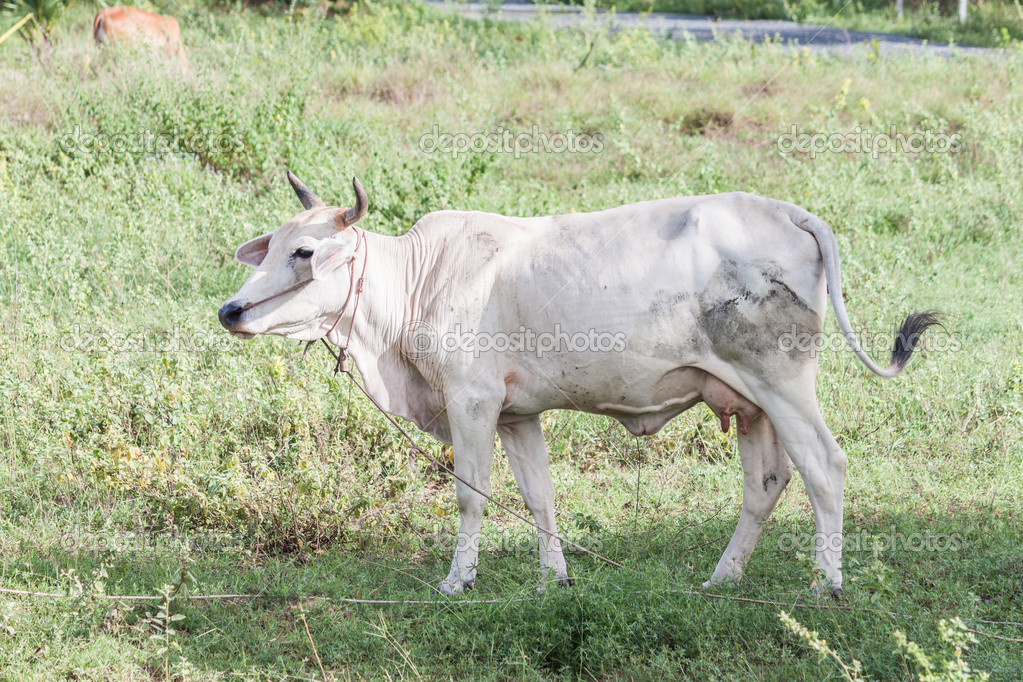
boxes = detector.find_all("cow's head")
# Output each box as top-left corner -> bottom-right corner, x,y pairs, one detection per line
218,171 -> 368,341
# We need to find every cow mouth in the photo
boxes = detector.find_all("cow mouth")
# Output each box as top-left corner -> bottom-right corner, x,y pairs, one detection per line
230,330 -> 256,340
281,328 -> 326,341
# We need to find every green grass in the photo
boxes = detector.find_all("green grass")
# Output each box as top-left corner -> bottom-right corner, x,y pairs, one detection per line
1,0 -> 1021,678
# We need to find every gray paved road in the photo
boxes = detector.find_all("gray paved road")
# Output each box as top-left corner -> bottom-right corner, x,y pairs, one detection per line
424,0 -> 997,57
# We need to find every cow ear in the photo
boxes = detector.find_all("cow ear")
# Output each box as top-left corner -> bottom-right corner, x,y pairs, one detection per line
236,232 -> 274,266
311,238 -> 353,281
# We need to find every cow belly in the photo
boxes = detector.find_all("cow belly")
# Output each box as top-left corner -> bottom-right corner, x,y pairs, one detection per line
600,364 -> 717,436
609,402 -> 699,436
600,370 -> 762,436
502,364 -> 761,438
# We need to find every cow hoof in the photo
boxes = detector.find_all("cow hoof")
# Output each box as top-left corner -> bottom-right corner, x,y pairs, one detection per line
810,583 -> 843,600
537,576 -> 573,594
437,579 -> 465,596
702,574 -> 740,589
437,573 -> 475,596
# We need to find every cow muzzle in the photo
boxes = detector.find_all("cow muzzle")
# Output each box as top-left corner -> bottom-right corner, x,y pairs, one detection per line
218,301 -> 255,338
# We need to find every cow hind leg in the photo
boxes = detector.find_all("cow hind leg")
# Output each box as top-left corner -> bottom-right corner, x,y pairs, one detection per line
704,411 -> 792,586
497,416 -> 570,590
751,385 -> 847,596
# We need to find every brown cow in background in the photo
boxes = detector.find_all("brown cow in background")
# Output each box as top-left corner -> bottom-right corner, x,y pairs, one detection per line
93,6 -> 188,72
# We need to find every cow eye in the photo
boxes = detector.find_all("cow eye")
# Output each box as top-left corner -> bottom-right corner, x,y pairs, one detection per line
293,248 -> 314,259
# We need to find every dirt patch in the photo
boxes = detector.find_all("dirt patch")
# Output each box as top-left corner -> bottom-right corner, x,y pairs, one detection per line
0,69 -> 56,130
672,108 -> 733,135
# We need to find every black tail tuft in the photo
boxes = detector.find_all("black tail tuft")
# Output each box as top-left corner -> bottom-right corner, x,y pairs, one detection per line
891,310 -> 943,373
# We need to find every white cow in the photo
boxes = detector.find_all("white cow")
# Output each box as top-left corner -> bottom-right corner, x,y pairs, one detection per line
219,172 -> 936,596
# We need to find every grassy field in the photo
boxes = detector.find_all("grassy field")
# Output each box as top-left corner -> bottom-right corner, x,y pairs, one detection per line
1,1 -> 1022,679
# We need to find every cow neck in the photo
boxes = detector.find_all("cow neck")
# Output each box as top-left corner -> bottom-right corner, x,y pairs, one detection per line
326,228 -> 423,416
323,226 -> 368,368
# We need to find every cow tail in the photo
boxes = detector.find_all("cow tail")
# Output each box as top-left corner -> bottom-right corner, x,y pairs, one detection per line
785,204 -> 940,378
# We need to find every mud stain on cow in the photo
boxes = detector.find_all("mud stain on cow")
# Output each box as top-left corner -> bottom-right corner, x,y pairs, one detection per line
697,259 -> 818,366
657,208 -> 700,242
474,231 -> 499,265
648,289 -> 691,319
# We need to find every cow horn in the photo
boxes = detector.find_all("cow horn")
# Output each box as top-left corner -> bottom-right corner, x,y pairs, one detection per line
287,170 -> 325,210
337,177 -> 368,228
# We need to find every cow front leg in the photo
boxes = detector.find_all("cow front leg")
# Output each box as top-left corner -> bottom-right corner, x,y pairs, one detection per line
704,413 -> 791,587
437,394 -> 501,596
497,415 -> 570,590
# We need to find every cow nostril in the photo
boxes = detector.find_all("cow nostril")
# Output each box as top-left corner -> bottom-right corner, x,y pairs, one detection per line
218,301 -> 245,329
